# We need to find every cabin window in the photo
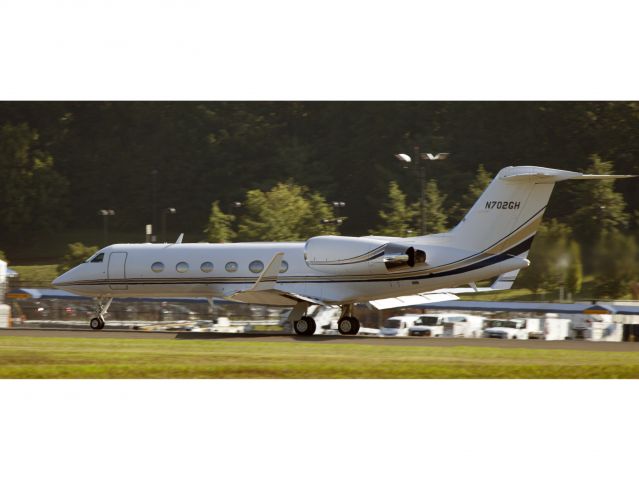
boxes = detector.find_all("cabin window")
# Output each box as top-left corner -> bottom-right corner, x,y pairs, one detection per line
200,261 -> 214,273
151,261 -> 164,273
176,261 -> 189,273
225,261 -> 238,273
91,253 -> 104,263
249,260 -> 264,273
279,260 -> 289,273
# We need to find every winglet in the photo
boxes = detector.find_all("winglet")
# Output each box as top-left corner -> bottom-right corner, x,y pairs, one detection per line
176,233 -> 184,244
251,252 -> 284,291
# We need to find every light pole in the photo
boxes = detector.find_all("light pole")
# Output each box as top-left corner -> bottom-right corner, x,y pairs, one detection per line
332,201 -> 346,222
394,148 -> 449,235
151,169 -> 158,242
97,209 -> 115,246
161,207 -> 177,243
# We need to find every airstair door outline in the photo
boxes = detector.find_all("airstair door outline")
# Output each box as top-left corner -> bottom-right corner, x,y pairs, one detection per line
108,252 -> 128,290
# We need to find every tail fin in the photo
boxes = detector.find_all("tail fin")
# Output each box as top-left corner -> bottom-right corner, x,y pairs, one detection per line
447,166 -> 635,258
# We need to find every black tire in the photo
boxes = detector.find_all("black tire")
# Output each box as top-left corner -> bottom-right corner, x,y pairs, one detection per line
338,316 -> 360,335
98,317 -> 105,330
294,316 -> 316,336
90,317 -> 102,330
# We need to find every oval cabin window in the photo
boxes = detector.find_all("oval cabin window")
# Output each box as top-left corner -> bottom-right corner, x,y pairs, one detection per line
279,260 -> 289,273
200,261 -> 214,273
225,261 -> 238,273
151,262 -> 164,273
249,260 -> 264,273
176,261 -> 189,273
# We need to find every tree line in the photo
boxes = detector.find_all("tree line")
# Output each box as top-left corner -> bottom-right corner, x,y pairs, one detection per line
1,102 -> 639,297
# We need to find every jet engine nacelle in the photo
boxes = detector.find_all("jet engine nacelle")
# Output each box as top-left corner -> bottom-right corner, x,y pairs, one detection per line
304,236 -> 426,274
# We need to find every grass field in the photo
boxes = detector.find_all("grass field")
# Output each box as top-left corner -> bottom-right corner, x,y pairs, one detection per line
1,336 -> 639,378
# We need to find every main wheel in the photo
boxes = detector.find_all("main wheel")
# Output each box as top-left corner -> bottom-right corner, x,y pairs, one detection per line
338,316 -> 360,335
294,316 -> 316,336
90,317 -> 102,330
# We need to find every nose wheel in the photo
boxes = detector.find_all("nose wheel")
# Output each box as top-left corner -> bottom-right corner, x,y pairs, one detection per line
90,297 -> 112,330
90,316 -> 105,330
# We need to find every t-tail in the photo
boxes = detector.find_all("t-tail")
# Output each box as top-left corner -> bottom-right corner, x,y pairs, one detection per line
445,165 -> 635,271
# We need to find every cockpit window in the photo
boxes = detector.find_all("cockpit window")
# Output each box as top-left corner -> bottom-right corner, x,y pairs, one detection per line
89,253 -> 104,263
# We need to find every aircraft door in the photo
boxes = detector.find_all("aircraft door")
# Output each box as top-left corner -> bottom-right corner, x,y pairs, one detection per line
108,252 -> 128,290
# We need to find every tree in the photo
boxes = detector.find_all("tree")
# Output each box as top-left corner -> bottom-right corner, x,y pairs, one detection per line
204,201 -> 236,243
571,155 -> 629,245
591,231 -> 638,298
419,179 -> 448,234
237,183 -> 337,242
370,181 -> 414,237
518,219 -> 572,294
0,123 -> 68,240
57,243 -> 99,274
564,240 -> 583,297
462,164 -> 493,209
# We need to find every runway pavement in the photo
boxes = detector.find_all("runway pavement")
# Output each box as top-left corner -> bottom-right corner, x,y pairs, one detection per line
2,327 -> 639,351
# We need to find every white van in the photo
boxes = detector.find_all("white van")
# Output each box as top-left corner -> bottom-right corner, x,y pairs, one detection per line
482,318 -> 542,340
441,314 -> 486,338
380,315 -> 422,336
403,313 -> 484,337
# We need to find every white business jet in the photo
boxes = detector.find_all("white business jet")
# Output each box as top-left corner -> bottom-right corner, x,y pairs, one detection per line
52,166 -> 634,334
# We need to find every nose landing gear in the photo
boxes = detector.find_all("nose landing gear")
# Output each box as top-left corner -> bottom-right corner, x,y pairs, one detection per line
90,316 -> 105,330
90,297 -> 112,330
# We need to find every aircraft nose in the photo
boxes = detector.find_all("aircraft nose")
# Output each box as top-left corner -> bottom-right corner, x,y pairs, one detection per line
51,273 -> 63,287
52,269 -> 73,287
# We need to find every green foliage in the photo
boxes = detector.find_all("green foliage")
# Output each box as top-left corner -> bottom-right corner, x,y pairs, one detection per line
237,183 -> 337,242
571,155 -> 629,244
591,231 -> 638,298
1,101 -> 639,279
0,123 -> 68,240
57,242 -> 99,274
565,241 -> 583,296
371,181 -> 414,237
463,164 -> 493,209
11,264 -> 59,285
204,201 -> 236,243
518,219 -> 573,294
422,179 -> 448,234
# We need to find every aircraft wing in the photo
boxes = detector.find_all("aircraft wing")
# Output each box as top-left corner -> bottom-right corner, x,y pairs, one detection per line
368,268 -> 524,310
430,269 -> 524,294
226,253 -> 328,307
369,292 -> 460,310
412,300 -> 639,315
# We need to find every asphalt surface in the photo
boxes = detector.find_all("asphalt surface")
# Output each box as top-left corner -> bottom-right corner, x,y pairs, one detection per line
2,327 -> 639,351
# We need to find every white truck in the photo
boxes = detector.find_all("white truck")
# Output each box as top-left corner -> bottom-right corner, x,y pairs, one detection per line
441,314 -> 487,338
482,317 -> 542,340
542,314 -> 573,341
407,313 -> 486,338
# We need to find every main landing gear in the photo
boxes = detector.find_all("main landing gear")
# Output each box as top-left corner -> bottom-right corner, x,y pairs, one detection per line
293,316 -> 316,336
287,302 -> 360,336
337,316 -> 360,335
90,297 -> 112,330
337,304 -> 360,335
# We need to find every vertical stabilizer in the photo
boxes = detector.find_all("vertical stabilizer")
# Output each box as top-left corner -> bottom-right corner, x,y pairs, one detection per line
446,166 -> 634,258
